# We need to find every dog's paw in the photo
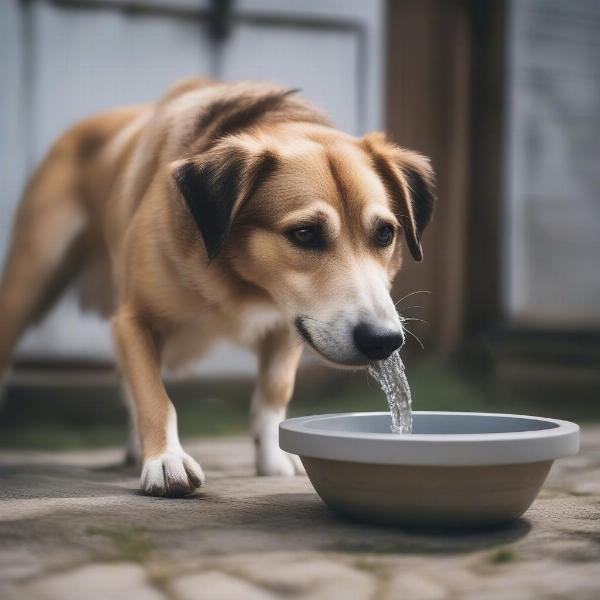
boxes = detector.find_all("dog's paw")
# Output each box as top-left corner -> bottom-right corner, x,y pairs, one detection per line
141,451 -> 205,497
256,447 -> 305,477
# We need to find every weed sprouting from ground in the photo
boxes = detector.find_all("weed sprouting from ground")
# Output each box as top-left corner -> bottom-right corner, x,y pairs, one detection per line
489,547 -> 516,564
86,523 -> 154,562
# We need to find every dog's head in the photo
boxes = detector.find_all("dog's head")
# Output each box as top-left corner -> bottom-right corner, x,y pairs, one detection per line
172,126 -> 435,366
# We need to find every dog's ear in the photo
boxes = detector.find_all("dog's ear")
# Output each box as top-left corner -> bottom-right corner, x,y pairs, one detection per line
361,132 -> 436,262
171,141 -> 278,260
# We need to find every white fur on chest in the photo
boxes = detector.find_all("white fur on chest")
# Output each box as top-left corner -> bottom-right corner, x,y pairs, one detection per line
234,304 -> 287,345
161,303 -> 286,374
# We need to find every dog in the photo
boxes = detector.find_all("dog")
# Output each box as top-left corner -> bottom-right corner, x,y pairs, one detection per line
0,77 -> 435,496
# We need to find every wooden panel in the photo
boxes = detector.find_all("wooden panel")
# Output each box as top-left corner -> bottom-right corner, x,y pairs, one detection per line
464,0 -> 505,334
386,0 -> 471,354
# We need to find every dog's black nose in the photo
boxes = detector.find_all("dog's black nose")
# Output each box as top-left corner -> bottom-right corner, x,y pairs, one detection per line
353,322 -> 404,361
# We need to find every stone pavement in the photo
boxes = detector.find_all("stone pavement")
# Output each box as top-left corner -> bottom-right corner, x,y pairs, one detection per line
0,428 -> 599,600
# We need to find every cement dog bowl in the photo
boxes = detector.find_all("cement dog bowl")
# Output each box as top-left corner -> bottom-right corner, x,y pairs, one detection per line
280,411 -> 579,528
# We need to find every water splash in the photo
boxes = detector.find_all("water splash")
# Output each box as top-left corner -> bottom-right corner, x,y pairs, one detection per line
368,350 -> 413,434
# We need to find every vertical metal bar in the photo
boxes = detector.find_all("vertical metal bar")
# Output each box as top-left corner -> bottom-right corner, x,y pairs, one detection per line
208,0 -> 234,79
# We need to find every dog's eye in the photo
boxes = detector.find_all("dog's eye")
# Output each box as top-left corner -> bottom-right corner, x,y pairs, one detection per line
375,224 -> 395,247
286,225 -> 325,249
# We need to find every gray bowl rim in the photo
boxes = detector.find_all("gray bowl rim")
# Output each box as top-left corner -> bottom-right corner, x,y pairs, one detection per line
279,411 -> 580,466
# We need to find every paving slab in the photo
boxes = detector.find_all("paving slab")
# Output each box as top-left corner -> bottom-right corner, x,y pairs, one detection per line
0,428 -> 599,599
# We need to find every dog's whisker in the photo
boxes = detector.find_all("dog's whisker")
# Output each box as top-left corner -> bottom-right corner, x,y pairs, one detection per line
395,298 -> 427,311
394,290 -> 431,307
403,326 -> 425,350
395,305 -> 425,318
399,317 -> 430,327
394,297 -> 426,310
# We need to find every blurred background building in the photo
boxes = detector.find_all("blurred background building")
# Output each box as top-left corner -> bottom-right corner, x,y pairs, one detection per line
1,0 -> 599,443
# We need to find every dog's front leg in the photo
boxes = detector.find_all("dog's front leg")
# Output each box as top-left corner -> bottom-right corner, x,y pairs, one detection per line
251,325 -> 304,476
112,306 -> 204,496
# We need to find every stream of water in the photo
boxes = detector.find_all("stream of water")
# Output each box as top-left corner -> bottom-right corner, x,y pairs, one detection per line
368,350 -> 413,434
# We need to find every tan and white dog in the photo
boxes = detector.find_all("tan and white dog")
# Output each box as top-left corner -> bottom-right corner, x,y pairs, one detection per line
0,78 -> 435,496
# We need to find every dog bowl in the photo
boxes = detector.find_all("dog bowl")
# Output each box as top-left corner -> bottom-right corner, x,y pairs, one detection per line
280,412 -> 579,528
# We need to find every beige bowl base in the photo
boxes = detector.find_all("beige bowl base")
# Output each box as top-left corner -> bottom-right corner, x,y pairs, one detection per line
301,457 -> 553,529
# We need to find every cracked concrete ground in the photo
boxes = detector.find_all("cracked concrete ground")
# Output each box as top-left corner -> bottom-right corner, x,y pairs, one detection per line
1,428 -> 599,599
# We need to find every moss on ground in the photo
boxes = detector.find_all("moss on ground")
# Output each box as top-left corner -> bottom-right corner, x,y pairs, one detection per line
86,523 -> 154,562
489,547 -> 517,564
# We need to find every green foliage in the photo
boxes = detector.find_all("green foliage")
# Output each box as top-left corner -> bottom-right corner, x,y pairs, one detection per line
2,356 -> 593,450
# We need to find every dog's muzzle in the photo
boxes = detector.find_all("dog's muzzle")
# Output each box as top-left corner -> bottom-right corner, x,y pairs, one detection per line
294,315 -> 404,365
